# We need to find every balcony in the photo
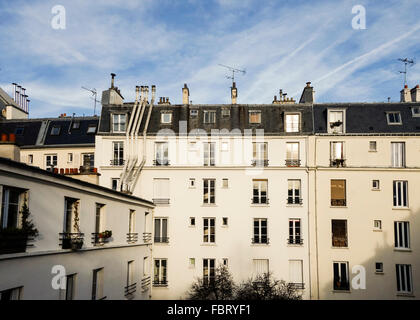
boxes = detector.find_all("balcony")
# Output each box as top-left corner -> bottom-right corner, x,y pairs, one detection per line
154,159 -> 170,166
110,159 -> 125,166
251,198 -> 269,205
153,280 -> 168,287
59,233 -> 84,250
141,276 -> 151,292
251,159 -> 269,167
287,197 -> 303,205
154,236 -> 169,243
288,238 -> 303,245
126,233 -> 138,243
289,283 -> 305,290
143,232 -> 152,243
0,231 -> 33,255
330,158 -> 346,167
124,283 -> 137,297
91,231 -> 112,246
285,159 -> 301,167
331,199 -> 346,207
153,198 -> 170,205
251,237 -> 269,244
332,236 -> 348,247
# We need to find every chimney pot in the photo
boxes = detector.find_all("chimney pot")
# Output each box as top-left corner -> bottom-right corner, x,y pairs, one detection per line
110,73 -> 116,88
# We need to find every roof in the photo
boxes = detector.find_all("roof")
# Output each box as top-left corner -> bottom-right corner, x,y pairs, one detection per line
0,156 -> 155,207
0,116 -> 99,147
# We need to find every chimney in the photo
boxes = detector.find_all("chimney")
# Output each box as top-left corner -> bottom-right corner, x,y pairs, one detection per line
410,84 -> 420,102
135,86 -> 140,103
299,82 -> 315,103
151,85 -> 156,102
400,84 -> 411,102
231,82 -> 238,104
110,73 -> 116,88
182,84 -> 189,104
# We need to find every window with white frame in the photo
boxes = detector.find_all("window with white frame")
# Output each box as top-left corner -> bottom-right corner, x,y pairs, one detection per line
153,178 -> 170,205
328,110 -> 345,133
160,112 -> 172,124
203,110 -> 216,124
221,108 -> 230,117
393,180 -> 408,207
154,218 -> 168,243
189,217 -> 196,227
252,142 -> 268,166
289,260 -> 304,289
128,210 -> 136,235
386,112 -> 402,125
94,203 -> 105,237
286,142 -> 300,166
0,286 -> 22,300
112,141 -> 124,166
203,179 -> 215,204
63,197 -> 79,235
287,180 -> 301,205
253,259 -> 269,277
126,261 -> 135,290
45,154 -> 57,171
155,142 -> 169,166
369,141 -> 377,152
249,110 -> 261,124
396,264 -> 412,294
333,262 -> 349,291
222,178 -> 229,188
391,142 -> 405,167
411,107 -> 420,117
372,180 -> 380,190
67,153 -> 73,163
285,114 -> 300,133
1,187 -> 25,229
112,114 -> 126,132
253,218 -> 268,244
203,218 -> 215,243
189,178 -> 196,188
332,219 -> 348,247
330,142 -> 345,167
203,258 -> 215,285
288,219 -> 302,244
203,142 -> 215,166
252,179 -> 268,204
153,259 -> 167,286
91,268 -> 104,300
394,221 -> 410,249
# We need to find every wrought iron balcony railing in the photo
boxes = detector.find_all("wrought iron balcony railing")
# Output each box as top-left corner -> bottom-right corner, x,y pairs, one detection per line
141,276 -> 151,292
154,236 -> 169,243
0,232 -> 33,255
91,233 -> 111,245
124,283 -> 137,297
289,283 -> 305,290
143,232 -> 152,243
126,233 -> 138,243
154,159 -> 170,166
59,233 -> 84,250
251,198 -> 269,205
330,158 -> 346,167
287,198 -> 303,205
153,198 -> 170,205
251,237 -> 269,244
288,238 -> 303,245
153,280 -> 168,287
251,159 -> 269,167
110,159 -> 125,166
285,159 -> 301,167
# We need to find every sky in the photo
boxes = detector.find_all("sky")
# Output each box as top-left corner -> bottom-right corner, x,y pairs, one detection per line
1,0 -> 420,118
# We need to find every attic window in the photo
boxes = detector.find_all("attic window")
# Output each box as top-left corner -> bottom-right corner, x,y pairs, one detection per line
87,125 -> 97,134
249,110 -> 261,124
386,112 -> 402,125
411,107 -> 420,117
161,112 -> 172,124
15,127 -> 24,135
221,109 -> 230,117
51,126 -> 61,135
72,122 -> 80,129
190,110 -> 198,118
328,110 -> 345,134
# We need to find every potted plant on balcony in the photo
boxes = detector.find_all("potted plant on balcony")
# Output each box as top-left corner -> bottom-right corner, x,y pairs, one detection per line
70,201 -> 83,250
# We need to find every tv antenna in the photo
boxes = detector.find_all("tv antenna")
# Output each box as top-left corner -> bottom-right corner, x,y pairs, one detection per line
398,58 -> 415,87
81,86 -> 99,116
218,64 -> 246,84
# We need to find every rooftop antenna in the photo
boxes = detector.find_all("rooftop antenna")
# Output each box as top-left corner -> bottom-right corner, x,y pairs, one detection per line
218,64 -> 246,84
81,86 -> 99,116
398,58 -> 415,87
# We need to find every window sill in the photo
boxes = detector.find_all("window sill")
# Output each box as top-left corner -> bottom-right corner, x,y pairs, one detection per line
373,229 -> 383,232
394,248 -> 411,252
392,207 -> 410,210
331,246 -> 349,249
396,293 -> 415,298
332,290 -> 351,294
201,204 -> 217,207
287,244 -> 304,248
250,204 -> 270,207
251,243 -> 270,247
201,243 -> 217,246
330,206 -> 347,208
371,189 -> 381,191
375,272 -> 384,275
286,204 -> 303,208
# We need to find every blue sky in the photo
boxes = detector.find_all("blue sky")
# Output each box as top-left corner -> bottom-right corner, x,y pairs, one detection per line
1,0 -> 420,118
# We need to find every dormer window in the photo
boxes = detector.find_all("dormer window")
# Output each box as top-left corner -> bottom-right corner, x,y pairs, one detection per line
411,107 -> 420,117
15,127 -> 24,135
51,126 -> 61,135
87,125 -> 97,134
386,112 -> 402,125
285,113 -> 300,133
203,110 -> 216,124
190,110 -> 198,118
249,110 -> 261,124
72,121 -> 80,129
221,108 -> 230,118
161,112 -> 172,124
112,114 -> 126,132
328,110 -> 345,134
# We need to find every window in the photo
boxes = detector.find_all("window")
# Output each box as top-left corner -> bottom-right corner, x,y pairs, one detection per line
154,259 -> 168,286
190,109 -> 198,118
72,121 -> 80,129
331,179 -> 346,206
253,259 -> 269,277
330,142 -> 345,167
189,217 -> 195,227
203,110 -> 216,124
391,142 -> 405,167
65,274 -> 76,300
92,268 -> 104,300
83,153 -> 94,168
287,180 -> 301,205
63,198 -> 80,238
112,141 -> 124,166
111,178 -> 119,191
203,179 -> 215,204
222,217 -> 228,226
369,141 -> 377,152
249,110 -> 261,124
386,112 -> 402,125
252,142 -> 268,166
285,114 -> 300,133
288,219 -> 302,245
87,125 -> 97,134
45,154 -> 57,171
189,258 -> 196,268
203,259 -> 215,285
396,264 -> 412,294
67,153 -> 73,163
1,187 -> 24,229
154,218 -> 168,243
28,154 -> 33,164
0,286 -> 22,300
143,256 -> 149,277
374,220 -> 382,231
289,260 -> 304,289
126,261 -> 135,294
252,179 -> 268,204
112,114 -> 126,132
51,126 -> 61,135
189,178 -> 196,188
203,218 -> 215,243
375,263 -> 383,273
94,203 -> 105,237
128,210 -> 136,234
155,142 -> 169,166
286,142 -> 300,166
333,262 -> 349,291
411,106 -> 420,117
15,127 -> 24,135
372,180 -> 380,190
253,218 -> 268,244
223,258 -> 228,266
394,221 -> 410,249
332,220 -> 348,247
328,110 -> 345,133
393,181 -> 408,208
161,112 -> 172,124
153,178 -> 170,205
222,178 -> 229,188
203,142 -> 215,166
221,108 -> 230,117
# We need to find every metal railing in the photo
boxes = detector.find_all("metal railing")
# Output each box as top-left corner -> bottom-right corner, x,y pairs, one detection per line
251,159 -> 269,167
285,159 -> 301,167
287,198 -> 303,205
251,237 -> 269,244
153,198 -> 170,205
126,233 -> 138,243
154,236 -> 169,243
110,159 -> 125,166
91,233 -> 110,245
153,159 -> 170,166
124,283 -> 137,296
288,238 -> 303,245
332,236 -> 348,247
141,276 -> 151,292
143,232 -> 152,243
289,283 -> 305,290
331,199 -> 346,206
59,233 -> 84,250
153,280 -> 168,287
251,198 -> 269,205
330,159 -> 346,167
